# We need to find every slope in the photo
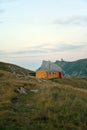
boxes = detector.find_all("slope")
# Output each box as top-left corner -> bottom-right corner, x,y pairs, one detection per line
0,62 -> 35,78
0,71 -> 87,129
55,58 -> 87,77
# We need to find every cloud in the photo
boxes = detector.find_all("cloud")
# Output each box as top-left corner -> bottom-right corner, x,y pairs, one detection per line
0,9 -> 4,23
53,16 -> 87,26
0,8 -> 5,17
0,0 -> 16,3
0,50 -> 7,55
13,49 -> 46,55
50,43 -> 87,52
0,21 -> 3,23
0,9 -> 4,13
82,0 -> 87,3
0,3 -> 5,23
0,0 -> 14,23
0,0 -> 19,23
0,42 -> 87,59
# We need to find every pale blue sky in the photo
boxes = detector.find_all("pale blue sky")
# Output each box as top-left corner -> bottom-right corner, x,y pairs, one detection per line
0,0 -> 87,70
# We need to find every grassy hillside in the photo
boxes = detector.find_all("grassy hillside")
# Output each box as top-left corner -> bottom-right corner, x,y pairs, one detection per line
55,58 -> 87,77
0,71 -> 87,130
0,62 -> 35,77
51,77 -> 87,90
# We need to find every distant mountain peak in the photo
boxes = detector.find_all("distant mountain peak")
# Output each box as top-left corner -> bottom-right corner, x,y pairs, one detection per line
38,60 -> 62,72
55,58 -> 87,77
37,58 -> 87,77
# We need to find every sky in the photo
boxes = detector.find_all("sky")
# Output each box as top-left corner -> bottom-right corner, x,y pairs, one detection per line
0,0 -> 87,70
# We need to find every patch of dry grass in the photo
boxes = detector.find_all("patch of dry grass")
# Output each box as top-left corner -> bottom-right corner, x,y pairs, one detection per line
0,73 -> 87,130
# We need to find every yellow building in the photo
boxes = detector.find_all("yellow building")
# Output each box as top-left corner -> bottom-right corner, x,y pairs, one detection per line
36,69 -> 62,79
36,69 -> 47,78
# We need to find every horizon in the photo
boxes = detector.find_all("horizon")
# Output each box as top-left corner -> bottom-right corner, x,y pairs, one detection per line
0,0 -> 87,70
0,57 -> 87,71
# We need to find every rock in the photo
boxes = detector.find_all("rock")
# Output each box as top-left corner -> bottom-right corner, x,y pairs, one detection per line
15,87 -> 27,94
30,89 -> 39,93
38,60 -> 62,72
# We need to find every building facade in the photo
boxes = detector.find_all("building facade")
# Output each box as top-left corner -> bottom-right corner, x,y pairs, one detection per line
36,69 -> 62,79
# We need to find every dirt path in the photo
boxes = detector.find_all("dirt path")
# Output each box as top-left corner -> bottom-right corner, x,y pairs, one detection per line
57,83 -> 87,95
67,85 -> 87,94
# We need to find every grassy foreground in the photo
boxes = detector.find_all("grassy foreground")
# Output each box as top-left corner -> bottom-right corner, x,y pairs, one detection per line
0,73 -> 87,130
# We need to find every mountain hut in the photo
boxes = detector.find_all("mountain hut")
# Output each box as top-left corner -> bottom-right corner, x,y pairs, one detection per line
36,69 -> 62,79
36,60 -> 62,79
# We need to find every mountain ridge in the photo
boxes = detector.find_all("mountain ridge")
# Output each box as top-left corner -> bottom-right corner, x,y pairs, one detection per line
0,58 -> 87,78
0,61 -> 35,78
55,58 -> 87,77
37,58 -> 87,77
38,60 -> 62,72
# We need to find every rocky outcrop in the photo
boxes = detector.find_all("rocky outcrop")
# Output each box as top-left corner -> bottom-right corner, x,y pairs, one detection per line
38,58 -> 87,77
38,60 -> 62,72
15,87 -> 27,94
55,58 -> 87,77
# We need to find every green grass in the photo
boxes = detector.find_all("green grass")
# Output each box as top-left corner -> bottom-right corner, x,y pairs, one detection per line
0,74 -> 87,130
0,62 -> 10,72
51,77 -> 87,89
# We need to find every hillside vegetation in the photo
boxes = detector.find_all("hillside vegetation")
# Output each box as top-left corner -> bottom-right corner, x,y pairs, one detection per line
0,65 -> 87,130
55,58 -> 87,77
0,62 -> 35,78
